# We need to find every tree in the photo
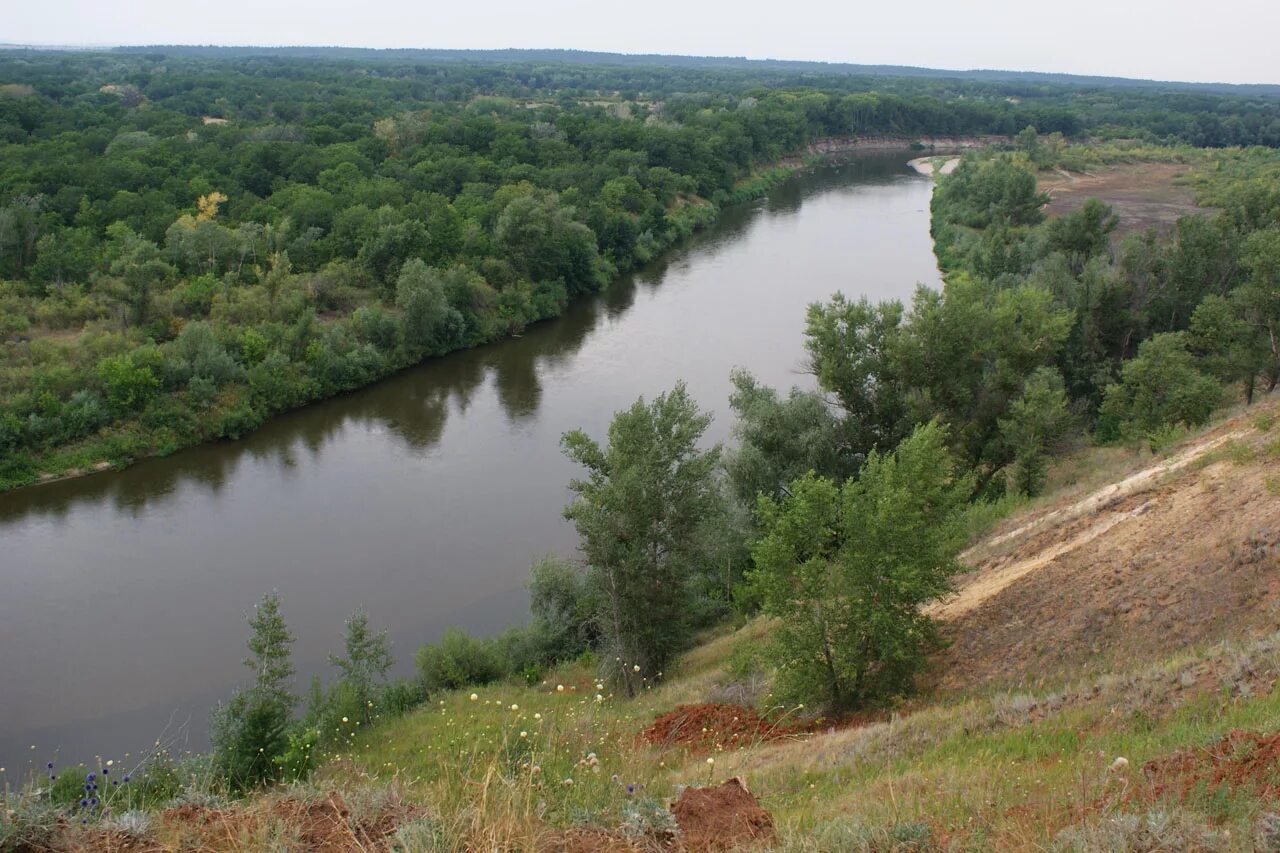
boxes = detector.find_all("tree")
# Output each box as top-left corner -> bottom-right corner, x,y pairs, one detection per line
329,608 -> 393,725
998,367 -> 1072,496
804,294 -> 907,457
527,556 -> 599,664
1238,229 -> 1280,392
211,592 -> 296,791
561,382 -> 722,695
725,368 -> 848,506
1097,332 -> 1223,446
1044,198 -> 1118,276
395,259 -> 463,358
494,191 -> 608,296
749,422 -> 969,712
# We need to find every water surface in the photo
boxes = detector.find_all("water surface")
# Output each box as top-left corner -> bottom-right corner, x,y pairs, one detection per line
0,154 -> 942,769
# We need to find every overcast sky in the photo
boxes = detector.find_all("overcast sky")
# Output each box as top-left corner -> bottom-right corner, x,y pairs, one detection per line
7,0 -> 1277,85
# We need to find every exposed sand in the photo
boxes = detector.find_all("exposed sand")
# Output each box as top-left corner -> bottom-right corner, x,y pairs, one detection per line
909,156 -> 960,176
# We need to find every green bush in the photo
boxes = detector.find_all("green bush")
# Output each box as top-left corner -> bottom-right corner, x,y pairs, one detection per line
415,627 -> 507,693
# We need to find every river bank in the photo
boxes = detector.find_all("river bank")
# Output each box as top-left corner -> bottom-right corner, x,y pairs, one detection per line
1,139 -> 996,498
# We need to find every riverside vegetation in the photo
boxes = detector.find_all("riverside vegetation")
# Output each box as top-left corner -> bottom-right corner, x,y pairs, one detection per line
3,50 -> 1280,850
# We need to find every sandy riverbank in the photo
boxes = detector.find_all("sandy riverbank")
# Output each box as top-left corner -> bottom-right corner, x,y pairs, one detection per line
909,155 -> 961,176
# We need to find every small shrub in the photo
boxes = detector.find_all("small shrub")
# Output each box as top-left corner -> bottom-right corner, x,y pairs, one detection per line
1052,810 -> 1225,851
415,628 -> 506,693
393,817 -> 450,851
1254,412 -> 1277,433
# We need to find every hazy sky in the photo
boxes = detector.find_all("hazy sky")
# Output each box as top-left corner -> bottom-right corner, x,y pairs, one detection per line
7,0 -> 1278,85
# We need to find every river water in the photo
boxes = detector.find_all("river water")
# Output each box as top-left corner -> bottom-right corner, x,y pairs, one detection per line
0,153 -> 942,771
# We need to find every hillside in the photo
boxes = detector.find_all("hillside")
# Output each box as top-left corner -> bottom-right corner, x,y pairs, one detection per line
11,395 -> 1279,851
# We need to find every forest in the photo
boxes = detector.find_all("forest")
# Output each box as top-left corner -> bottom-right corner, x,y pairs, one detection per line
2,49 -> 1280,491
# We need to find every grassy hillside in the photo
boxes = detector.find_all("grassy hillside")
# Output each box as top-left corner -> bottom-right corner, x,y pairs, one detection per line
7,395 -> 1278,851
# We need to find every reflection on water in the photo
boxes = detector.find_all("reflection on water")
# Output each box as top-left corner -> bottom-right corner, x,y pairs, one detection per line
0,153 -> 942,768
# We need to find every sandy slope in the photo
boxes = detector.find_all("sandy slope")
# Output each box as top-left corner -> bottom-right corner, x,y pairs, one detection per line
932,400 -> 1280,691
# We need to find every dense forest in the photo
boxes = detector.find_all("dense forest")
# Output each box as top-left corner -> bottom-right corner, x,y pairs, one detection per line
2,50 -> 1280,491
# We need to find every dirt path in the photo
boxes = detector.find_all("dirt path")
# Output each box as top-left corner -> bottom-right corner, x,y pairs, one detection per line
932,428 -> 1250,621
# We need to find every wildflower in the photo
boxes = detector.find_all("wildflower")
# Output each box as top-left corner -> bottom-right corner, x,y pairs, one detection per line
510,704 -> 519,711
342,716 -> 349,723
562,777 -> 574,787
627,783 -> 636,795
706,757 -> 715,766
595,693 -> 604,702
556,684 -> 565,692
470,693 -> 478,701
534,713 -> 542,720
46,762 -> 54,769
520,731 -> 528,738
632,665 -> 640,672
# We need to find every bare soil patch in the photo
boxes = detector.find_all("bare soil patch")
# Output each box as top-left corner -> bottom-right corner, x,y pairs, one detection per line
641,704 -> 812,752
671,778 -> 776,852
1038,163 -> 1206,236
933,401 -> 1280,692
1136,729 -> 1280,803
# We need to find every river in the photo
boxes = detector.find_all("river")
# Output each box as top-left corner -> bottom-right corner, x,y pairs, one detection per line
0,152 -> 942,771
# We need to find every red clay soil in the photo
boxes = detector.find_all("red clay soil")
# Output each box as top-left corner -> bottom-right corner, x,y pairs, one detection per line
671,777 -> 776,852
1136,729 -> 1280,803
641,703 -> 808,751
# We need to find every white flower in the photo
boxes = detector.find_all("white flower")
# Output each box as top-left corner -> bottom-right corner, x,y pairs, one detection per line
470,693 -> 478,701
510,704 -> 519,711
706,757 -> 715,765
632,665 -> 640,672
556,684 -> 565,693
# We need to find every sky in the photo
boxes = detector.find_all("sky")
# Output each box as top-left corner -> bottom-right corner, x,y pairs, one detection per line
6,0 -> 1278,86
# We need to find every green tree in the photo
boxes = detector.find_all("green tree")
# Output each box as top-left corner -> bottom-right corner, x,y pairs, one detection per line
211,592 -> 296,791
561,382 -> 722,695
1044,198 -> 1118,276
329,608 -> 393,725
725,368 -> 847,505
803,294 -> 907,456
998,367 -> 1072,496
395,259 -> 463,358
1097,332 -> 1223,446
749,422 -> 969,712
494,191 -> 608,296
96,353 -> 160,414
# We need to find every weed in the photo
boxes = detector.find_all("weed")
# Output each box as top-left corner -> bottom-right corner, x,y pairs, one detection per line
1052,810 -> 1226,851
